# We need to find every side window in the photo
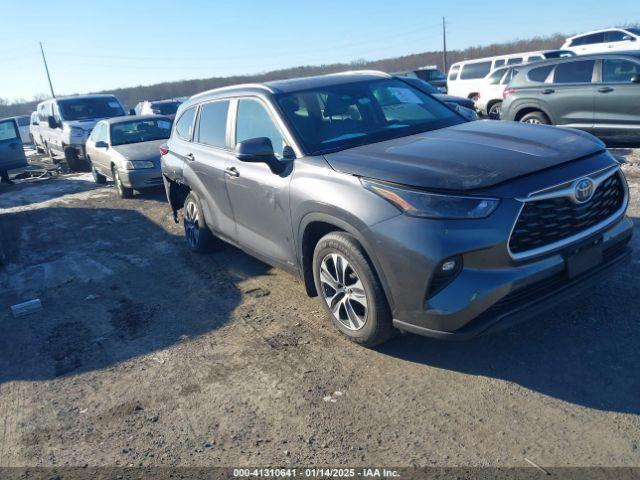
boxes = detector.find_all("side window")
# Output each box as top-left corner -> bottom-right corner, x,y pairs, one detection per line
507,57 -> 523,66
493,59 -> 506,68
0,120 -> 18,141
570,36 -> 586,47
602,59 -> 640,83
553,60 -> 595,84
487,69 -> 506,85
527,56 -> 543,62
527,65 -> 554,83
583,32 -> 605,45
197,100 -> 230,148
236,98 -> 286,158
460,61 -> 492,80
90,123 -> 102,141
605,31 -> 625,43
53,103 -> 62,122
448,65 -> 460,81
175,107 -> 196,141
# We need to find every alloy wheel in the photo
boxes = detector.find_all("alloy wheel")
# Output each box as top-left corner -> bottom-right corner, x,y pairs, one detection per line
319,253 -> 368,331
184,199 -> 200,249
524,118 -> 541,124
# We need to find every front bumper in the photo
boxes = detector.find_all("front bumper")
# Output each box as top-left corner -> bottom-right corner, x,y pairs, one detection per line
117,167 -> 163,189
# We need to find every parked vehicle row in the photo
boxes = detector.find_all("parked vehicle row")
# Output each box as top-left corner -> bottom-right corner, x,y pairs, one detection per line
158,70 -> 632,346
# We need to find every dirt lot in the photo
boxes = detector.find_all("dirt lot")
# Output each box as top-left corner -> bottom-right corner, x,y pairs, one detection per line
0,147 -> 639,469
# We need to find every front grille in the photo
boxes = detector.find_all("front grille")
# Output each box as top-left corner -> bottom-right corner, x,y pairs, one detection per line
509,172 -> 625,255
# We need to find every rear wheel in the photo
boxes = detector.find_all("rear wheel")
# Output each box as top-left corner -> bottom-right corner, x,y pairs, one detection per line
520,111 -> 550,125
90,160 -> 106,184
183,192 -> 223,253
313,232 -> 395,347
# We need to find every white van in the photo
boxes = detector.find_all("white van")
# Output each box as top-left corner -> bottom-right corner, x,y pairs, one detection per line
37,94 -> 126,170
447,49 -> 575,100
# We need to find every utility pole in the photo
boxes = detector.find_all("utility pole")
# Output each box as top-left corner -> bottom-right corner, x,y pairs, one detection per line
39,41 -> 55,98
442,16 -> 448,73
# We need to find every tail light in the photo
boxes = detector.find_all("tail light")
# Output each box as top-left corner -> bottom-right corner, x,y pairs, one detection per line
159,144 -> 169,156
503,88 -> 517,99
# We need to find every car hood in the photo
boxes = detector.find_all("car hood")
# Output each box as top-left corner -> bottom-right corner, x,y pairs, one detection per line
323,121 -> 605,191
112,139 -> 165,163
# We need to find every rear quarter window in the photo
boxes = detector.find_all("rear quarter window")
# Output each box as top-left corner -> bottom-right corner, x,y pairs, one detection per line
527,65 -> 554,83
460,61 -> 492,80
174,107 -> 197,141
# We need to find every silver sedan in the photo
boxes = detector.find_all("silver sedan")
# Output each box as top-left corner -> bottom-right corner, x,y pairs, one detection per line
86,115 -> 171,198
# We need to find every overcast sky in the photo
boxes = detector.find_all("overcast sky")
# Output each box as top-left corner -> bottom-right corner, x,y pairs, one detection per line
1,0 -> 639,101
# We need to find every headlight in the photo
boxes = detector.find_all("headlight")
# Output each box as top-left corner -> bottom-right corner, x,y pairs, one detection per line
69,126 -> 84,137
361,179 -> 499,219
124,160 -> 155,170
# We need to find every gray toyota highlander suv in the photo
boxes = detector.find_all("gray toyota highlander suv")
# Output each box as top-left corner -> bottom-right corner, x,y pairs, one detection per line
161,71 -> 632,346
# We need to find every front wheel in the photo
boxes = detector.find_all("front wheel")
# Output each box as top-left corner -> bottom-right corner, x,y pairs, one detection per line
488,102 -> 502,120
113,168 -> 133,198
520,111 -> 550,125
313,232 -> 395,347
90,161 -> 106,184
64,148 -> 83,171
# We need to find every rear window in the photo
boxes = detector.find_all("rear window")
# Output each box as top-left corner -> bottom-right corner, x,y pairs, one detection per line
460,61 -> 492,80
527,65 -> 554,83
493,59 -> 506,68
553,60 -> 595,83
197,100 -> 229,148
175,107 -> 197,141
448,65 -> 460,81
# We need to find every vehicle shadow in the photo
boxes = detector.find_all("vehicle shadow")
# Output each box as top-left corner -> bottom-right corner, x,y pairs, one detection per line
379,216 -> 640,414
0,205 -> 269,383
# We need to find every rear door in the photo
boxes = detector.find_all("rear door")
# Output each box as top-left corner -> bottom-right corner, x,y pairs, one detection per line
548,59 -> 596,128
594,58 -> 640,129
0,118 -> 27,172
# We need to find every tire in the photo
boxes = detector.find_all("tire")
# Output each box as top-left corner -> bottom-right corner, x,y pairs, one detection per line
182,192 -> 223,253
488,102 -> 502,120
113,168 -> 133,198
520,111 -> 550,125
64,148 -> 82,171
312,232 -> 395,347
90,161 -> 106,184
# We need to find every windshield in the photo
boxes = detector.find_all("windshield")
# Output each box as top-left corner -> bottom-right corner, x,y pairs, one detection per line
58,97 -> 125,121
110,118 -> 172,146
151,101 -> 181,115
276,78 -> 463,155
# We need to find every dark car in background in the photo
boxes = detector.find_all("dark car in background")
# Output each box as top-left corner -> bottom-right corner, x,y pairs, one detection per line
501,52 -> 640,138
161,71 -> 632,346
133,99 -> 184,119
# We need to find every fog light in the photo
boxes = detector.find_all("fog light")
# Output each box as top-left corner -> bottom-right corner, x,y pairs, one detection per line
441,259 -> 457,272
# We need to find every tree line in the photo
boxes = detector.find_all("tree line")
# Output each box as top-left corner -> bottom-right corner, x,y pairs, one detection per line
0,33 -> 568,118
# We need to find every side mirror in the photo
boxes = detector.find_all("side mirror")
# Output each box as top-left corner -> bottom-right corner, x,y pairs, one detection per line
631,74 -> 640,84
47,116 -> 59,129
235,137 -> 284,174
95,140 -> 109,149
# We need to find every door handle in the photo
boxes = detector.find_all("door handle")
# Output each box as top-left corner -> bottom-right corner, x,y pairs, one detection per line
185,153 -> 195,161
598,87 -> 614,93
541,89 -> 555,95
224,167 -> 240,178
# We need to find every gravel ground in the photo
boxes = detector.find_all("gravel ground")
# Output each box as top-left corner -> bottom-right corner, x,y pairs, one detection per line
0,147 -> 639,469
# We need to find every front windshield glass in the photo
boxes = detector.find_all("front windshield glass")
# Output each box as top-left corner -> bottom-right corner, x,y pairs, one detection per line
58,97 -> 125,121
110,118 -> 172,146
276,78 -> 463,155
151,101 -> 181,115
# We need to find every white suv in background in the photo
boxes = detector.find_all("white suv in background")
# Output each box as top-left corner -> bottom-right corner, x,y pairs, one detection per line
475,66 -> 518,118
562,28 -> 640,55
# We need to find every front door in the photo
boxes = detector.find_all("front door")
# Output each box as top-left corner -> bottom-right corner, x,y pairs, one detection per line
594,58 -> 640,129
0,119 -> 27,172
224,97 -> 296,269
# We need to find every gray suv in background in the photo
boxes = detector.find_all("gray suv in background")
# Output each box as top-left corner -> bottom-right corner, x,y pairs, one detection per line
161,71 -> 632,346
501,52 -> 640,137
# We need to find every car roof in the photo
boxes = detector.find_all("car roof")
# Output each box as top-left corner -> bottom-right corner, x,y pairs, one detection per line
185,70 -> 392,106
566,27 -> 634,40
100,114 -> 170,125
